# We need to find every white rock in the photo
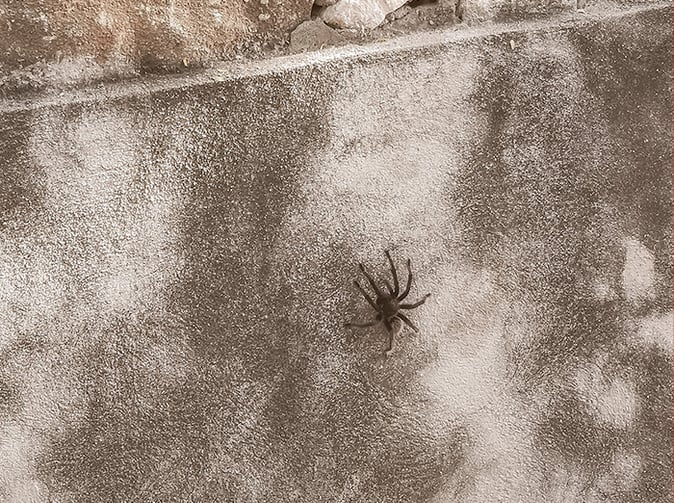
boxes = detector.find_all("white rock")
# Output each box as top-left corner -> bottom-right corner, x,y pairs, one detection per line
321,0 -> 410,29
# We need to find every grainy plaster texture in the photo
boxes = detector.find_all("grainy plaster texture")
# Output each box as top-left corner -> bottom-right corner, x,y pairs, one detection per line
0,4 -> 671,502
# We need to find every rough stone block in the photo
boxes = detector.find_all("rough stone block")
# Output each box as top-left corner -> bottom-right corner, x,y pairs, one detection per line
0,0 -> 313,90
321,0 -> 411,28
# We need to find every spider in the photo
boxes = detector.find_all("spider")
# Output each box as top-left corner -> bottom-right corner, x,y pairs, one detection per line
345,250 -> 431,355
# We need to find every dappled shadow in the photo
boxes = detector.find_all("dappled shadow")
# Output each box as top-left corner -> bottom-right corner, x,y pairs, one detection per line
454,16 -> 671,502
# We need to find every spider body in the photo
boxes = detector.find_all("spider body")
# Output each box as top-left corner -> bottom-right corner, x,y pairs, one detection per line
345,250 -> 431,355
377,296 -> 400,318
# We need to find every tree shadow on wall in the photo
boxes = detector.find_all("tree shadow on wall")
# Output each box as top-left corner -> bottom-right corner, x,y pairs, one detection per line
453,27 -> 671,502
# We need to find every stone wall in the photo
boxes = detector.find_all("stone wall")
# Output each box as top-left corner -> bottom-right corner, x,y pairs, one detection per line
0,3 -> 670,502
0,0 -> 312,90
2,0 -> 664,92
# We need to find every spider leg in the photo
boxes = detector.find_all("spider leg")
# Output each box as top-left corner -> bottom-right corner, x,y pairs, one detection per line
345,313 -> 382,329
400,293 -> 431,310
359,263 -> 384,297
383,319 -> 395,353
385,250 -> 400,296
397,259 -> 413,300
384,279 -> 394,296
354,281 -> 378,310
395,313 -> 419,333
345,319 -> 380,328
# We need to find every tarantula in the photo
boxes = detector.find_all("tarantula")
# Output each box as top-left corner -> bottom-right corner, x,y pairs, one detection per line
345,250 -> 431,355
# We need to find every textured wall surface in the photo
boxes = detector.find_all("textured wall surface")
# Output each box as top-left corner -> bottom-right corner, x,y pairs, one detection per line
0,4 -> 671,502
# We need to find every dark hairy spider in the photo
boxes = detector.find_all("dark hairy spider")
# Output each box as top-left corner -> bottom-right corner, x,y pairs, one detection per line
345,250 -> 431,355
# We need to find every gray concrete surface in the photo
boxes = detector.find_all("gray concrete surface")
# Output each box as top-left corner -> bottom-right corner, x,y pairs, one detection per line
0,4 -> 671,502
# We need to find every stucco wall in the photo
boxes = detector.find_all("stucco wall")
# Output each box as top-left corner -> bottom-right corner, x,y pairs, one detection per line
0,4 -> 671,502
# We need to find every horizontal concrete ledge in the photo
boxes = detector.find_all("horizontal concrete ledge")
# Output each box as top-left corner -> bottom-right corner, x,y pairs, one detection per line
0,2 -> 669,115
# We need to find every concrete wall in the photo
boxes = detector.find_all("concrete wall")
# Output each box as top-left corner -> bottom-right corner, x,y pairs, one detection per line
0,4 -> 671,502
